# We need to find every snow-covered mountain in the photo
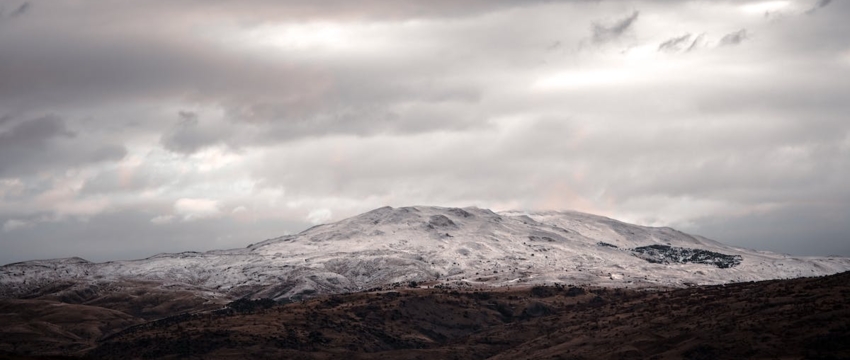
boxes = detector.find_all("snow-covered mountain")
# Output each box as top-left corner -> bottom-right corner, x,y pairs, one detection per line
2,206 -> 849,302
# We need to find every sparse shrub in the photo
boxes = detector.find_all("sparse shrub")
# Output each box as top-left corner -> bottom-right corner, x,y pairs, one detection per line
684,344 -> 718,360
531,286 -> 556,298
225,298 -> 276,314
565,286 -> 586,297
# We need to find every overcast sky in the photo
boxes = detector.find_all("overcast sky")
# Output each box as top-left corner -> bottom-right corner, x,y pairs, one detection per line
1,0 -> 848,265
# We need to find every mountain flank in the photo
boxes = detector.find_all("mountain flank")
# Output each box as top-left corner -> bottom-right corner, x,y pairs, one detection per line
3,206 -> 848,305
2,206 -> 849,359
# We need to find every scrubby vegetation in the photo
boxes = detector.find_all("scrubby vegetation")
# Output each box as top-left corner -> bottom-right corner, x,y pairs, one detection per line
84,272 -> 850,359
3,272 -> 849,359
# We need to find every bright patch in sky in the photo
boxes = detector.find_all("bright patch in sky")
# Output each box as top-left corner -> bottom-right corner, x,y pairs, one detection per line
174,198 -> 222,221
231,22 -> 390,53
257,23 -> 350,49
2,219 -> 29,232
193,147 -> 242,173
532,69 -> 639,90
307,208 -> 333,224
740,1 -> 792,14
841,48 -> 850,66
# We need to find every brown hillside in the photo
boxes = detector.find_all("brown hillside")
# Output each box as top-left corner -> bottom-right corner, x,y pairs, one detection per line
83,272 -> 850,360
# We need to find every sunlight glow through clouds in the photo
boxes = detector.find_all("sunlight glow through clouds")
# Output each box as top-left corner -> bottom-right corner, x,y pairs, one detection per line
307,208 -> 333,224
740,1 -> 792,14
193,147 -> 242,173
613,195 -> 740,229
251,23 -> 352,50
532,44 -> 679,91
225,22 -> 392,54
2,219 -> 30,232
840,49 -> 850,66
174,198 -> 221,221
531,69 -> 639,90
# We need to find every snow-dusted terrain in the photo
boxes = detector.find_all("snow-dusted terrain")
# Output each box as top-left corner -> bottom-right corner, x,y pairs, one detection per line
2,206 -> 849,302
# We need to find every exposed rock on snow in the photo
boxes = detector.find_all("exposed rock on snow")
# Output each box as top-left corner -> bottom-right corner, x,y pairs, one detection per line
631,245 -> 742,269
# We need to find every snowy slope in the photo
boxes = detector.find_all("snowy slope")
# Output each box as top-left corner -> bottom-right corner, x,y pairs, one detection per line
2,206 -> 848,302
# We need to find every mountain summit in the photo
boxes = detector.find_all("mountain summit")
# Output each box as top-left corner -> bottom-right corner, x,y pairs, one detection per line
2,206 -> 849,302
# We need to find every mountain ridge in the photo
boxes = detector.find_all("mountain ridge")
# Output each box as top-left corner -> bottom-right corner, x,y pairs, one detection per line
2,206 -> 849,303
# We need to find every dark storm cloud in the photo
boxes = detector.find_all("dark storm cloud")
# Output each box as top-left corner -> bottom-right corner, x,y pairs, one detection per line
591,11 -> 639,44
657,33 -> 691,52
719,29 -> 748,46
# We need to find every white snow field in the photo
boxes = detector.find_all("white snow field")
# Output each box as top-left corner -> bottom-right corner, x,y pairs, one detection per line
2,206 -> 849,301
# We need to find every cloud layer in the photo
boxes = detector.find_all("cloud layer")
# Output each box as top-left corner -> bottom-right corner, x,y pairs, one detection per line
2,0 -> 849,264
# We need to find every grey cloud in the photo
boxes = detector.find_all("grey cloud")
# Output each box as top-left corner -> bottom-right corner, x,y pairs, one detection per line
657,33 -> 691,52
807,0 -> 833,14
685,203 -> 850,257
0,116 -> 72,176
2,115 -> 74,140
0,33 -> 318,111
89,144 -> 128,163
818,0 -> 834,7
178,111 -> 197,122
686,33 -> 705,52
230,98 -> 485,145
0,114 -> 13,126
79,169 -> 145,196
0,10 -> 486,142
207,66 -> 487,144
0,115 -> 126,177
250,117 -> 585,206
10,2 -> 29,17
719,29 -> 748,46
139,0 -> 577,22
160,111 -> 225,154
255,103 -> 847,207
0,176 -> 53,204
591,11 -> 639,44
0,0 -> 575,37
